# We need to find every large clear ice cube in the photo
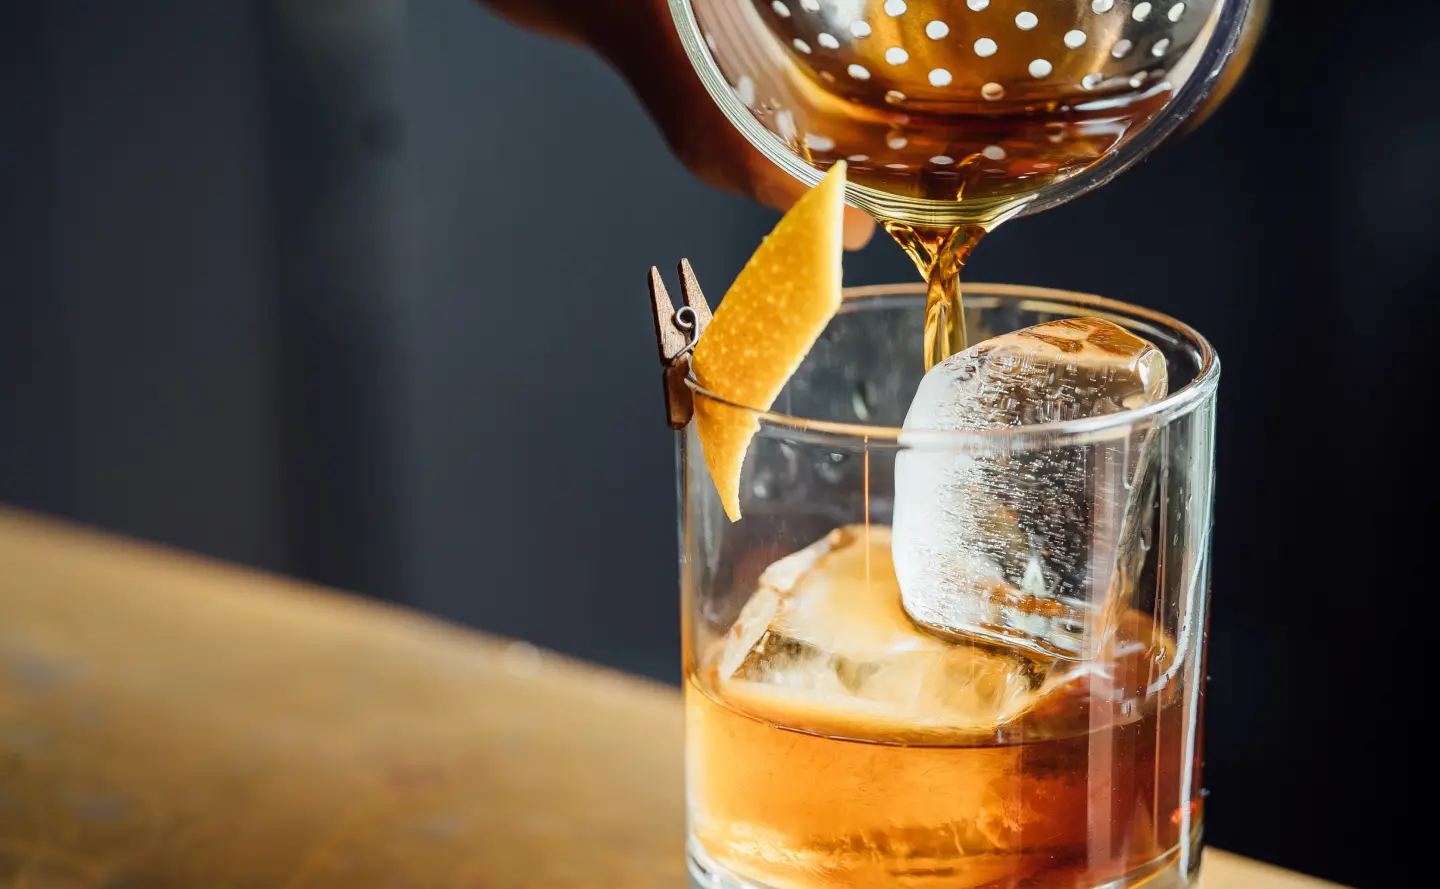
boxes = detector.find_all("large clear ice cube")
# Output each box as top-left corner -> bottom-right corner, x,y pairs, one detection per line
892,318 -> 1167,660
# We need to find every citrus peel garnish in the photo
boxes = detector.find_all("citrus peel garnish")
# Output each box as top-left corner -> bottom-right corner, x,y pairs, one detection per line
692,162 -> 848,521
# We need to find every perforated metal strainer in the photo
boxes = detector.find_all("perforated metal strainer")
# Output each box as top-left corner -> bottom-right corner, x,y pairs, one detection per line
673,0 -> 1260,225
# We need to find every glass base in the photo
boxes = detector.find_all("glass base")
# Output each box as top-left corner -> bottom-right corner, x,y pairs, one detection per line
687,836 -> 1204,889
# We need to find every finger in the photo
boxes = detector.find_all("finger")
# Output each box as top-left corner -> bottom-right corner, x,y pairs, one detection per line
842,207 -> 876,251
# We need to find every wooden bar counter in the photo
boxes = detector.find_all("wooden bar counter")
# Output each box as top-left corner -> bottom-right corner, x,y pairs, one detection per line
0,509 -> 1344,889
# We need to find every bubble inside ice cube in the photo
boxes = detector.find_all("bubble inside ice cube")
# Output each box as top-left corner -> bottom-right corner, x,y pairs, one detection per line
892,317 -> 1168,661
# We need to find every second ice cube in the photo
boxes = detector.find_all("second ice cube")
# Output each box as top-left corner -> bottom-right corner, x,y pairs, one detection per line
893,317 -> 1168,660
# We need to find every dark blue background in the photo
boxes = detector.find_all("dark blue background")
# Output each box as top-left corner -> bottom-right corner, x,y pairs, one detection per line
3,3 -> 1416,885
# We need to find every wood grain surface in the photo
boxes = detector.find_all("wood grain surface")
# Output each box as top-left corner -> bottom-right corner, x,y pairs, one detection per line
0,508 -> 1344,889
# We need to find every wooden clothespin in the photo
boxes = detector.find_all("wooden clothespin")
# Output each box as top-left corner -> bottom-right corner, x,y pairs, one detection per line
648,259 -> 713,430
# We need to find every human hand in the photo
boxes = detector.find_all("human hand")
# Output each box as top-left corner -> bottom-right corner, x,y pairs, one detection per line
483,0 -> 876,249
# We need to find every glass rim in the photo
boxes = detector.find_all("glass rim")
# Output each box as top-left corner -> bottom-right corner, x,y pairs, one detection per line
686,282 -> 1220,448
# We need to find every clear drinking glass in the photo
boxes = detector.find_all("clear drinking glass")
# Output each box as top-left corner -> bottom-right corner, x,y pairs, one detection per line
681,283 -> 1217,889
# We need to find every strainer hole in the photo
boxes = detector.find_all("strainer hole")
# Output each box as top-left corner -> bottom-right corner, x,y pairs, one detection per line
800,0 -> 820,10
884,0 -> 907,16
967,0 -> 990,10
928,68 -> 953,86
818,32 -> 840,49
1133,2 -> 1153,22
887,134 -> 909,149
1091,0 -> 1114,12
736,75 -> 756,106
974,37 -> 998,57
1064,29 -> 1088,49
847,154 -> 870,162
792,38 -> 812,54
981,81 -> 1005,100
1111,38 -> 1134,58
885,89 -> 907,104
1151,37 -> 1171,57
850,20 -> 872,37
848,63 -> 871,80
926,20 -> 950,39
1015,11 -> 1039,30
931,155 -> 955,165
1081,72 -> 1103,89
886,47 -> 910,65
1167,2 -> 1186,21
771,1 -> 791,19
1028,58 -> 1053,78
982,145 -> 1007,160
805,133 -> 835,151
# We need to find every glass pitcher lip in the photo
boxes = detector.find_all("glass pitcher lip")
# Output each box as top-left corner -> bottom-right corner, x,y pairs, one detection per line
686,282 -> 1220,449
